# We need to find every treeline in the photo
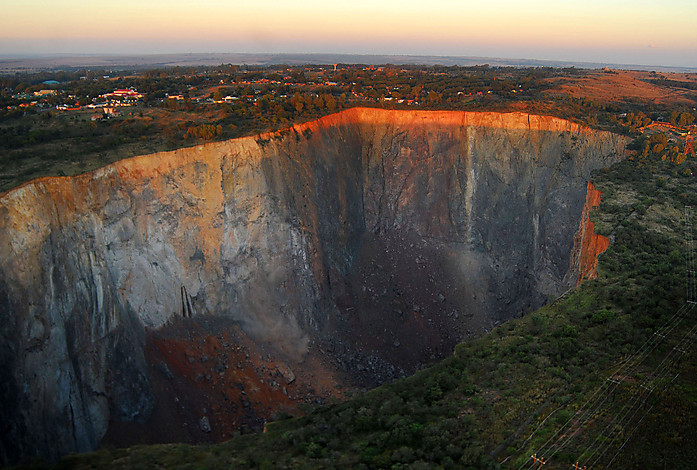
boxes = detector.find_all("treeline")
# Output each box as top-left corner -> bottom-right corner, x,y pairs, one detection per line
2,63 -> 696,192
646,78 -> 697,91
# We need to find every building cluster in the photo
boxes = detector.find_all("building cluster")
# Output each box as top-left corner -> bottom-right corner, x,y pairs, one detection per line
99,88 -> 144,101
7,87 -> 145,114
639,121 -> 697,137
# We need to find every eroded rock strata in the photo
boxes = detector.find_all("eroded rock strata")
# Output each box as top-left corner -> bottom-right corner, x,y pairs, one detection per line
571,182 -> 611,284
0,109 -> 626,464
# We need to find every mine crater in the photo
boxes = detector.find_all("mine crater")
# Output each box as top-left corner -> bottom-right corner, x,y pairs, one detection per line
0,108 -> 627,463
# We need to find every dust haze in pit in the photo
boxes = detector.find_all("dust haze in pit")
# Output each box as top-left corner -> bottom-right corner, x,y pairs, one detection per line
233,263 -> 311,361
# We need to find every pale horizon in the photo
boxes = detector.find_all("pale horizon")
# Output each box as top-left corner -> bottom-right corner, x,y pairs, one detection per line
2,0 -> 696,69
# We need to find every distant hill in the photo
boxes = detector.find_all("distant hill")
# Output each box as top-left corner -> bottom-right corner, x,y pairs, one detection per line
2,52 -> 696,73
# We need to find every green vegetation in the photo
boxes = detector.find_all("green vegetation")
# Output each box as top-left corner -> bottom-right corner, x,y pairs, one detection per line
15,136 -> 697,469
4,65 -> 695,192
645,77 -> 697,92
4,64 -> 697,468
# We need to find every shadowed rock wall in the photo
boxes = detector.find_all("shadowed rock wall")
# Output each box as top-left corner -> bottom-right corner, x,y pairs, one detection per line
0,109 -> 626,464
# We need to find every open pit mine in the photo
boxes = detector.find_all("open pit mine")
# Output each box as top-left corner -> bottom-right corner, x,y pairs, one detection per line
0,108 -> 627,465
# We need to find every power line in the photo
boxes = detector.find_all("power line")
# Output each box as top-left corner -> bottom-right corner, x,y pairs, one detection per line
570,208 -> 696,468
519,303 -> 691,469
579,323 -> 696,469
517,206 -> 696,469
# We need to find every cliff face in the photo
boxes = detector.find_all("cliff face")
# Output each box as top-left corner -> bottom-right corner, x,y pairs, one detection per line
571,182 -> 610,284
0,108 -> 627,464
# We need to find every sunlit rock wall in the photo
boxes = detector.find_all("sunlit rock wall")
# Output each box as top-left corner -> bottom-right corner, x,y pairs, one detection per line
0,109 -> 627,464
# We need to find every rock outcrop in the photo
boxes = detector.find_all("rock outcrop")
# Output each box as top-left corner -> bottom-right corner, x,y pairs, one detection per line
0,108 -> 627,464
570,182 -> 611,284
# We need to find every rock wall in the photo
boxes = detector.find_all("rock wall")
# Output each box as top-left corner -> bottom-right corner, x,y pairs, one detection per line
0,108 -> 627,464
570,182 -> 610,284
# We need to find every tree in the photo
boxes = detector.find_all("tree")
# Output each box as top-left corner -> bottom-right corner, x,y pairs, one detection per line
427,91 -> 441,106
669,110 -> 681,126
678,112 -> 695,127
185,123 -> 222,140
324,94 -> 337,112
649,133 -> 668,154
291,94 -> 304,113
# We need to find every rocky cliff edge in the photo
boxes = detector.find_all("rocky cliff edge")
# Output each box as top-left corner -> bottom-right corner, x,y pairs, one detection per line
0,108 -> 627,464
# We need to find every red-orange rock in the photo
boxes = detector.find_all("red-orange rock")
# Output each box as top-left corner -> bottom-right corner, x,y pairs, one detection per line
572,182 -> 610,283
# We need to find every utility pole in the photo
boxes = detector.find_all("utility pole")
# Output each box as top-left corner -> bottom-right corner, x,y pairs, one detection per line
530,453 -> 546,466
685,135 -> 695,157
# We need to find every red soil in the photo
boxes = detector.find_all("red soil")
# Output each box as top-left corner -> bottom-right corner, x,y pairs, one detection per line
102,317 -> 350,448
545,70 -> 697,107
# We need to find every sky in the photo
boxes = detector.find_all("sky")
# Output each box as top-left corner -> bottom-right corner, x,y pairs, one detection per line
2,0 -> 696,68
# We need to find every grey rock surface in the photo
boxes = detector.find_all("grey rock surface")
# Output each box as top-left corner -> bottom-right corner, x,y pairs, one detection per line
0,109 -> 627,464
